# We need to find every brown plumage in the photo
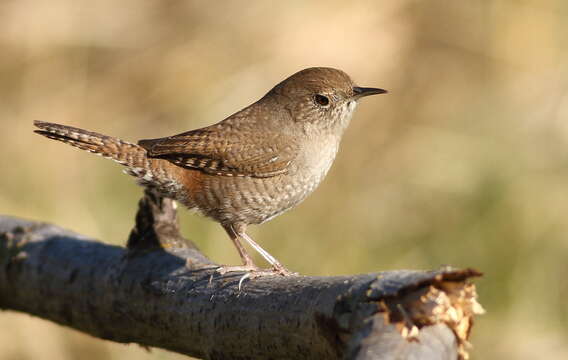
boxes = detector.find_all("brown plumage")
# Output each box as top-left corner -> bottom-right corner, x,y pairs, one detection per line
34,67 -> 387,275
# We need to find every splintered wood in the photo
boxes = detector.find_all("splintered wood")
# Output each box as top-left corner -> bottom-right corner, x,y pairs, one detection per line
379,277 -> 484,360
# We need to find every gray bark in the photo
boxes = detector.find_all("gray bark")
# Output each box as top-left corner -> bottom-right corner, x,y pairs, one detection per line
0,192 -> 482,360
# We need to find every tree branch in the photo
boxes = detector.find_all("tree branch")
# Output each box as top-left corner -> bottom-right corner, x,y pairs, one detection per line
0,191 -> 483,359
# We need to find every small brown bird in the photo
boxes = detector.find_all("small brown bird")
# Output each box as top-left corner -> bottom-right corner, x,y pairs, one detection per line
34,67 -> 386,275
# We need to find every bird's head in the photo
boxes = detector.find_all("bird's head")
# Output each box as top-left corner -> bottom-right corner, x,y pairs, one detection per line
270,67 -> 387,135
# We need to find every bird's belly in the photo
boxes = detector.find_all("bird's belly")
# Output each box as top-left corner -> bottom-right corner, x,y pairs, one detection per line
189,175 -> 316,225
188,140 -> 339,225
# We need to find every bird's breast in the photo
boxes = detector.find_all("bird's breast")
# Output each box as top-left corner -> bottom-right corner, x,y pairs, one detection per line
269,135 -> 340,210
293,134 -> 340,182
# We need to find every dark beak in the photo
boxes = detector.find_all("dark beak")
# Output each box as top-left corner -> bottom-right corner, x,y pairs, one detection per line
352,86 -> 388,99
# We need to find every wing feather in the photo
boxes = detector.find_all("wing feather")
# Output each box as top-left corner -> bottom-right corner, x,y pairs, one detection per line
139,127 -> 297,178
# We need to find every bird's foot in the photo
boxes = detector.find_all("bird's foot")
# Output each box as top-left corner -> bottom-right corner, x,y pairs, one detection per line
216,264 -> 298,290
216,264 -> 297,277
215,264 -> 261,275
271,263 -> 298,277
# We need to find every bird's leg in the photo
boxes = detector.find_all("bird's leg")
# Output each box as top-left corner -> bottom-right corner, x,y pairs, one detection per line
216,223 -> 296,276
234,224 -> 296,276
236,231 -> 293,275
216,224 -> 260,274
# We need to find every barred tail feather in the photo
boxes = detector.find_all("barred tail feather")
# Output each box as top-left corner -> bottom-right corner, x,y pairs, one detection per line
33,121 -> 188,201
33,120 -> 148,169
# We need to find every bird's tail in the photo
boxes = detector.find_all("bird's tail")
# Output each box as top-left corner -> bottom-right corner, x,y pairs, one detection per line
33,120 -> 149,170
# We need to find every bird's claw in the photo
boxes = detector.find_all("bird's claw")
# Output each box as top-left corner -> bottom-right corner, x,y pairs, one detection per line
215,264 -> 298,290
215,264 -> 260,275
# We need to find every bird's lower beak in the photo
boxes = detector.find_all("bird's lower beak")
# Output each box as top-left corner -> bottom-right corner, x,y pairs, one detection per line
352,87 -> 388,99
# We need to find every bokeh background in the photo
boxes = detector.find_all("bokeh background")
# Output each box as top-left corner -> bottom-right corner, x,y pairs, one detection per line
1,1 -> 567,359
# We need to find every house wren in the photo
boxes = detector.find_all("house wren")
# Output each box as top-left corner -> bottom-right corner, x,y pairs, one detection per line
34,67 -> 386,275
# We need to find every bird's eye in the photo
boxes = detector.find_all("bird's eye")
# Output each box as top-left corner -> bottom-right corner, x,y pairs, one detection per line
314,94 -> 330,106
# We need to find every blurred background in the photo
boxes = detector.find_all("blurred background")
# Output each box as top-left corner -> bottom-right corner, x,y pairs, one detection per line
1,0 -> 567,359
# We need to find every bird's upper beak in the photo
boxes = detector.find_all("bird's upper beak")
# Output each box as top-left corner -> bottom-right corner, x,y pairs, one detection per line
352,86 -> 388,99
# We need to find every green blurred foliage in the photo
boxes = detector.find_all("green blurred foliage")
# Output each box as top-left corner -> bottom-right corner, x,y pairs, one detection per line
1,1 -> 568,359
